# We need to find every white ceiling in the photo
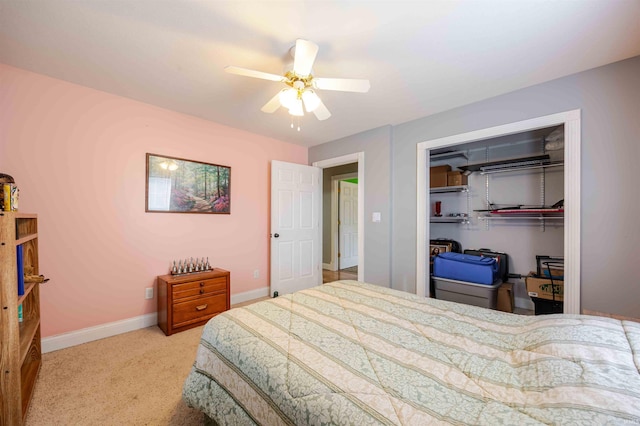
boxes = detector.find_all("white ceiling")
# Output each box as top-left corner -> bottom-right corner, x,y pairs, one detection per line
1,1 -> 639,148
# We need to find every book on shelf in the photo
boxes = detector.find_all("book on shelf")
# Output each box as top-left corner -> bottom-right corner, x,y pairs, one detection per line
1,183 -> 8,211
2,183 -> 19,211
17,244 -> 25,296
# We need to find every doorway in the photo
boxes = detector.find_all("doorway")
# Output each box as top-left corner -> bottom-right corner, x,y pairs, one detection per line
322,173 -> 359,283
325,172 -> 358,272
312,152 -> 365,283
416,110 -> 581,314
338,179 -> 359,270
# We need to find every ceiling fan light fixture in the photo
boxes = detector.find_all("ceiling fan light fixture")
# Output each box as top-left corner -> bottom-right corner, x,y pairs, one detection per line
288,99 -> 304,116
302,90 -> 321,112
225,38 -> 369,123
278,88 -> 297,110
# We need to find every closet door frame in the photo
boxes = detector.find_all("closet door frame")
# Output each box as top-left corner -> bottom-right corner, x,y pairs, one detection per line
416,110 -> 581,314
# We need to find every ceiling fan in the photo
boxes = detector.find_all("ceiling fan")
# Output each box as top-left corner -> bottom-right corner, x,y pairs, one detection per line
225,39 -> 370,121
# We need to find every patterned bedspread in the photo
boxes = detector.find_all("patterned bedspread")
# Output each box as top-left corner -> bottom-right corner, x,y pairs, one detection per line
183,280 -> 640,425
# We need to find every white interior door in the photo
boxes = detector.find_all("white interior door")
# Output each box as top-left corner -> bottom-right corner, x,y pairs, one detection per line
339,181 -> 358,269
270,160 -> 321,297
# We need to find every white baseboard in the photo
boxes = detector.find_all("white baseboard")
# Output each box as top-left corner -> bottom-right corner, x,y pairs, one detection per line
231,286 -> 270,304
42,312 -> 158,354
41,287 -> 272,353
323,262 -> 337,271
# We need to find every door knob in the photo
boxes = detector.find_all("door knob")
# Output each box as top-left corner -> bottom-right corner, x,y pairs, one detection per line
274,233 -> 280,238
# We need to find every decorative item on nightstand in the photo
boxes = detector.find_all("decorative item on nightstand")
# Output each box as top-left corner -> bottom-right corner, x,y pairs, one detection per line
170,257 -> 212,275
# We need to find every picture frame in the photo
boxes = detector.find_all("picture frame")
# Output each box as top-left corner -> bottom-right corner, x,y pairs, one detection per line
430,243 -> 452,257
145,153 -> 230,214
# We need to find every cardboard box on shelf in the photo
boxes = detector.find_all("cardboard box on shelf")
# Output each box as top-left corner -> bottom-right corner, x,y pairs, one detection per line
430,165 -> 451,188
447,171 -> 468,187
525,273 -> 564,301
496,282 -> 514,313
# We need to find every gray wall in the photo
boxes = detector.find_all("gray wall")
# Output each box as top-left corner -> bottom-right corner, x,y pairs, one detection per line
322,163 -> 358,264
311,55 -> 640,318
309,126 -> 392,287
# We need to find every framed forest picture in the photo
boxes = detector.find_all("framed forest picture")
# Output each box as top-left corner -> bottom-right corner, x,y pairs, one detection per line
146,153 -> 230,214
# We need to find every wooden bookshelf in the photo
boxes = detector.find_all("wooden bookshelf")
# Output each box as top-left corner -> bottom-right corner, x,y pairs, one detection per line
0,212 -> 42,425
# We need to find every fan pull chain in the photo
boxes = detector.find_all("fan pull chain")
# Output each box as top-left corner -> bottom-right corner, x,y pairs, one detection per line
290,116 -> 301,132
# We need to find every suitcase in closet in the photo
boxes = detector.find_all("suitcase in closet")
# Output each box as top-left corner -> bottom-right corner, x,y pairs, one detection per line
463,248 -> 509,282
433,252 -> 499,285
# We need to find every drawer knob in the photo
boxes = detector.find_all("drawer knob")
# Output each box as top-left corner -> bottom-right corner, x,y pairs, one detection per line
199,289 -> 204,294
196,304 -> 208,311
199,282 -> 205,286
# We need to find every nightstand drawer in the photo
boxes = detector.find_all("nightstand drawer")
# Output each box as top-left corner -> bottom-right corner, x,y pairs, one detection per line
173,277 -> 227,300
173,293 -> 227,328
157,269 -> 230,336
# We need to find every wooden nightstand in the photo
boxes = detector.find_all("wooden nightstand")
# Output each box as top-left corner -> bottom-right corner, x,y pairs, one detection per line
157,268 -> 230,336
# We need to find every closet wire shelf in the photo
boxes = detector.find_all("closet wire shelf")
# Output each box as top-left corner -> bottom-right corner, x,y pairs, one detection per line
478,215 -> 564,221
430,216 -> 470,224
430,185 -> 468,194
479,161 -> 564,175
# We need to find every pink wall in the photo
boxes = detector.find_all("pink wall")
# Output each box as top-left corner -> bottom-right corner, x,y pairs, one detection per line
0,64 -> 307,337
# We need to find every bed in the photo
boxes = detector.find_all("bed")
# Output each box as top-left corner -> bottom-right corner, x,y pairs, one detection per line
183,280 -> 640,425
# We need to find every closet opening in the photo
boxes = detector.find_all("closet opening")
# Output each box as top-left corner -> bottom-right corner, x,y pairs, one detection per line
416,110 -> 581,314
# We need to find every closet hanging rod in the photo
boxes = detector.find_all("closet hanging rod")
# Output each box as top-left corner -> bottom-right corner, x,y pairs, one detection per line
480,162 -> 563,175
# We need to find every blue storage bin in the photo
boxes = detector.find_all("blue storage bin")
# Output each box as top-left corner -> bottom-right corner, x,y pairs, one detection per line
433,252 -> 499,285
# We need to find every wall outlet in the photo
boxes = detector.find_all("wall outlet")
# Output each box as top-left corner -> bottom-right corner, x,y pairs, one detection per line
145,287 -> 153,299
253,269 -> 260,279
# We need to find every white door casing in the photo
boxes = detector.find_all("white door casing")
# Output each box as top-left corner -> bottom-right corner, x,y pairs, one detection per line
270,160 -> 322,297
339,180 -> 358,269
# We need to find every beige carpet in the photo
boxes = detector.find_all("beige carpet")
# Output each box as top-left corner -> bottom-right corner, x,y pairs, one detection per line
26,325 -> 207,425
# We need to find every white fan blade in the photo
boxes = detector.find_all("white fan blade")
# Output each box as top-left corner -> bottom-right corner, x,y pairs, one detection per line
293,39 -> 319,77
314,77 -> 370,93
225,66 -> 285,82
313,98 -> 331,121
261,91 -> 282,113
